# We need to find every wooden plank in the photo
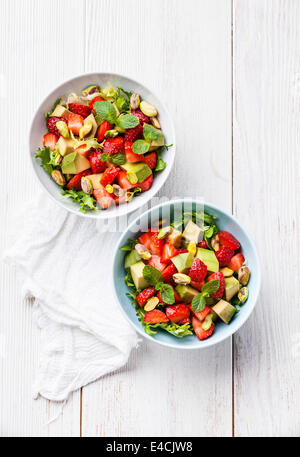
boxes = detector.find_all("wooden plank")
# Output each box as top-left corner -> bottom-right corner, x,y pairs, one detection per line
82,0 -> 233,437
233,0 -> 300,436
0,0 -> 84,436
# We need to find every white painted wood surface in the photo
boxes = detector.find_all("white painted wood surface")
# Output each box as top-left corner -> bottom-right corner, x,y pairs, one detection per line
0,0 -> 298,437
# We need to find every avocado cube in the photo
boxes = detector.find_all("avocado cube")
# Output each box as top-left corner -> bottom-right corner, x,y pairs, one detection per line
61,152 -> 90,174
176,285 -> 199,304
56,137 -> 74,156
225,276 -> 240,301
121,163 -> 152,183
84,113 -> 98,138
130,261 -> 149,290
212,299 -> 237,324
182,220 -> 202,244
171,252 -> 194,273
86,174 -> 103,190
51,105 -> 70,118
149,129 -> 164,151
166,228 -> 182,248
125,250 -> 141,270
196,248 -> 219,272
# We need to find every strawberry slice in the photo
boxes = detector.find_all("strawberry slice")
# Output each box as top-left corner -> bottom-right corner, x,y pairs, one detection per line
218,231 -> 241,250
228,253 -> 245,271
93,187 -> 114,209
117,171 -> 136,190
192,316 -> 215,340
166,304 -> 190,323
190,280 -> 205,291
66,112 -> 84,135
138,232 -> 152,250
96,120 -> 113,142
161,242 -> 178,264
89,151 -> 107,174
189,304 -> 211,322
103,137 -> 124,155
124,123 -> 143,142
161,263 -> 177,282
143,152 -> 157,170
148,231 -> 164,256
67,169 -> 91,190
178,317 -> 191,325
100,166 -> 120,187
144,309 -> 169,324
68,103 -> 91,119
43,133 -> 58,151
125,141 -> 144,163
131,109 -> 150,125
136,286 -> 156,307
147,254 -> 168,272
139,174 -> 153,192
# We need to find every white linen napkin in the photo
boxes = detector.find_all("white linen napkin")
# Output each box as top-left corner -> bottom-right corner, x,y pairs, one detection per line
3,193 -> 139,402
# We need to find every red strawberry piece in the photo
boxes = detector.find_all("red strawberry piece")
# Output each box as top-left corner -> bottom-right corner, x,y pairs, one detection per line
207,272 -> 225,299
117,171 -> 136,190
198,240 -> 208,249
100,166 -> 120,187
176,248 -> 188,254
228,253 -> 245,271
124,123 -> 143,142
215,246 -> 234,267
136,286 -> 156,307
148,231 -> 164,256
144,309 -> 169,324
190,279 -> 205,291
43,133 -> 58,151
147,254 -> 167,272
97,120 -> 113,142
192,316 -> 215,340
178,317 -> 191,325
218,231 -> 241,250
46,116 -> 62,137
143,152 -> 157,170
161,242 -> 178,264
89,96 -> 105,111
139,174 -> 153,192
138,232 -> 153,251
68,103 -> 91,119
76,145 -> 97,159
189,258 -> 207,283
93,187 -> 114,209
66,112 -> 84,135
103,137 -> 124,155
161,263 -> 177,282
125,141 -> 144,162
131,109 -> 150,125
67,169 -> 91,190
166,304 -> 190,323
189,304 -> 211,322
89,151 -> 107,174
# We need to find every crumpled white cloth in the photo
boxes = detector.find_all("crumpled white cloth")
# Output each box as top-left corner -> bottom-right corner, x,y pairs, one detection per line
3,193 -> 139,402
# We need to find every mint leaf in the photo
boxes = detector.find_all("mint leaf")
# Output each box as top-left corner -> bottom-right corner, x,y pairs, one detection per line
115,95 -> 129,113
143,265 -> 163,286
155,283 -> 175,304
201,279 -> 220,295
93,101 -> 117,124
155,150 -> 166,172
143,123 -> 160,142
132,140 -> 150,155
191,294 -> 207,313
109,153 -> 126,165
116,114 -> 139,129
35,147 -> 53,176
100,153 -> 109,162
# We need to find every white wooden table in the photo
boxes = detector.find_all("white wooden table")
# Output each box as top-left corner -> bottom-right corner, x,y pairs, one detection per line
1,0 -> 300,437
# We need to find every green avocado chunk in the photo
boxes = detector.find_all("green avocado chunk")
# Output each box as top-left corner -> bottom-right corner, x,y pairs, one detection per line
130,261 -> 149,290
196,248 -> 219,272
171,252 -> 194,273
225,276 -> 240,301
125,250 -> 141,270
121,163 -> 152,183
61,152 -> 90,174
182,220 -> 202,244
176,284 -> 199,303
212,299 -> 237,324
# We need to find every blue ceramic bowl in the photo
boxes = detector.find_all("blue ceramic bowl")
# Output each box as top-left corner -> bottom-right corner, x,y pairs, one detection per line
112,199 -> 261,349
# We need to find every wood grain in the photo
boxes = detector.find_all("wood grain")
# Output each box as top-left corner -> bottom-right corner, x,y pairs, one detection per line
81,0 -> 232,437
233,0 -> 300,437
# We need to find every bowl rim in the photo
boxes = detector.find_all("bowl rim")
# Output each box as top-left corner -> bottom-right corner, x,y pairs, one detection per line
112,198 -> 261,349
28,71 -> 176,219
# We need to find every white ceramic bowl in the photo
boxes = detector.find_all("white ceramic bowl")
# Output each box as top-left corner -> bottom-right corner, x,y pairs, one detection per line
29,72 -> 176,219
